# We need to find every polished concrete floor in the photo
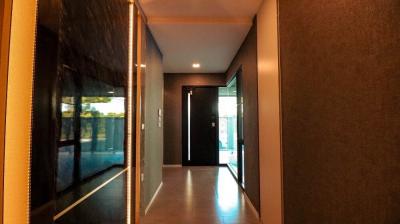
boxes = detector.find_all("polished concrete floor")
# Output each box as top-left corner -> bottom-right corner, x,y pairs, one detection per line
142,167 -> 260,224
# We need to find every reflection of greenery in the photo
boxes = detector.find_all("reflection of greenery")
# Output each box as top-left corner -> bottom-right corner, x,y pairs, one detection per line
62,110 -> 124,118
82,97 -> 112,104
61,117 -> 125,140
61,96 -> 124,118
61,96 -> 125,140
62,97 -> 112,104
62,97 -> 74,104
62,110 -> 74,118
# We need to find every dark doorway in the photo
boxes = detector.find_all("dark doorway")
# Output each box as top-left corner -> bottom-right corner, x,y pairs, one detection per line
182,87 -> 219,166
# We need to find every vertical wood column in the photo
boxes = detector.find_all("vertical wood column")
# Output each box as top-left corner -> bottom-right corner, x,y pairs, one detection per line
0,1 -> 13,223
257,0 -> 283,223
3,0 -> 37,223
135,12 -> 143,224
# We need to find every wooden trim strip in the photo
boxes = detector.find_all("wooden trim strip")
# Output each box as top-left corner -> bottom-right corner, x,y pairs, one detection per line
0,1 -> 13,223
135,13 -> 143,224
162,164 -> 182,168
3,0 -> 37,223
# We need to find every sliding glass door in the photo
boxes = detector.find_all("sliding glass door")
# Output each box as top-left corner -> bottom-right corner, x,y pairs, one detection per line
218,77 -> 239,176
218,72 -> 244,186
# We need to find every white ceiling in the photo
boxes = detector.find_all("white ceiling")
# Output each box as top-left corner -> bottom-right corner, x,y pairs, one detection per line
139,0 -> 263,73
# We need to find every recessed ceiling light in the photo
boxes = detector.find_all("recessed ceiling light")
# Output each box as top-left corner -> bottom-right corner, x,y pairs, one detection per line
192,63 -> 200,68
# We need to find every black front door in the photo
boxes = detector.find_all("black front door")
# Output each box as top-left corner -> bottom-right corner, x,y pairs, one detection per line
183,87 -> 218,165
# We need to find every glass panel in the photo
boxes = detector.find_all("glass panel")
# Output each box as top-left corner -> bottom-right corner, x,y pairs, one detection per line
57,69 -> 77,192
218,78 -> 238,176
57,146 -> 75,192
61,97 -> 75,141
80,89 -> 126,179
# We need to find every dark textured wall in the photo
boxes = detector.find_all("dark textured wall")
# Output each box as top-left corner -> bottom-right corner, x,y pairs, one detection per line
225,22 -> 260,212
279,1 -> 400,223
142,28 -> 164,212
163,73 -> 226,165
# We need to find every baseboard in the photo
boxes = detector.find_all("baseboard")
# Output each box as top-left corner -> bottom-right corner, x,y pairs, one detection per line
145,182 -> 163,215
163,164 -> 182,168
242,190 -> 260,220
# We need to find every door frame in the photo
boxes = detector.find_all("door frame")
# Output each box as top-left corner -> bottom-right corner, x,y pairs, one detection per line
236,69 -> 245,187
225,68 -> 245,188
182,86 -> 221,166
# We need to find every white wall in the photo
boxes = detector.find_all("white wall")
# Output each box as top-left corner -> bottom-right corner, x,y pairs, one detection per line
257,0 -> 283,223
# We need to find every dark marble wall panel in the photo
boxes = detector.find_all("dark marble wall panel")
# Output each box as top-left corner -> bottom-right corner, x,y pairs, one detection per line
30,26 -> 59,223
60,0 -> 129,87
163,73 -> 226,165
30,0 -> 61,220
30,0 -> 133,223
225,22 -> 260,212
279,0 -> 400,223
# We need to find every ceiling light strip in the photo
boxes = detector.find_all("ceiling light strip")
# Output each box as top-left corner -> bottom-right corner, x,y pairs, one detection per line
148,17 -> 253,25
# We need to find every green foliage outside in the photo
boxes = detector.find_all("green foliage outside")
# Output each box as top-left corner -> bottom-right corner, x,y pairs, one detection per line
61,96 -> 125,118
60,96 -> 125,140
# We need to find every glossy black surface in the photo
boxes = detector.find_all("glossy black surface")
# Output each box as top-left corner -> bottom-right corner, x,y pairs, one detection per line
56,166 -> 124,213
56,171 -> 128,224
30,0 -> 132,223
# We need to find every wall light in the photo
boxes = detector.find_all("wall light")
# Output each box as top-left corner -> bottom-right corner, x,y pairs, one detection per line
135,64 -> 146,68
127,2 -> 134,224
192,63 -> 200,68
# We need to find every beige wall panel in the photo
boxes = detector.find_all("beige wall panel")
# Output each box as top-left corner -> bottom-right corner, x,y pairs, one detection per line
0,1 -> 13,223
257,0 -> 283,223
3,0 -> 37,223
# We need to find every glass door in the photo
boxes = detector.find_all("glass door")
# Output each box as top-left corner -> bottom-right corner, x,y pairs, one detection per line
218,71 -> 244,186
218,77 -> 239,177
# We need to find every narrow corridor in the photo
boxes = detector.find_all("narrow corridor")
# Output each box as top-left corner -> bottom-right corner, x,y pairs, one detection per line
142,167 -> 260,224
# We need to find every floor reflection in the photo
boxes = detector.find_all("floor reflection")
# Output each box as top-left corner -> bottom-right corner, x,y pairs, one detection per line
142,167 -> 259,224
216,168 -> 240,214
55,169 -> 128,224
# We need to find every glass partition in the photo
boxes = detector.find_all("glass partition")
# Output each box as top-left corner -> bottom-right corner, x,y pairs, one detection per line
218,78 -> 238,176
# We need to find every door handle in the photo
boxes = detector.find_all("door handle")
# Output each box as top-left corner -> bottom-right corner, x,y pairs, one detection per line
211,122 -> 216,127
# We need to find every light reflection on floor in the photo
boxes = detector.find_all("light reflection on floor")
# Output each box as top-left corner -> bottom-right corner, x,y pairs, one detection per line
142,166 -> 259,224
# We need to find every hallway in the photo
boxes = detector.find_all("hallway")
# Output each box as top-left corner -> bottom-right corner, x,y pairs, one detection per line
142,167 -> 260,224
3,0 -> 400,223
